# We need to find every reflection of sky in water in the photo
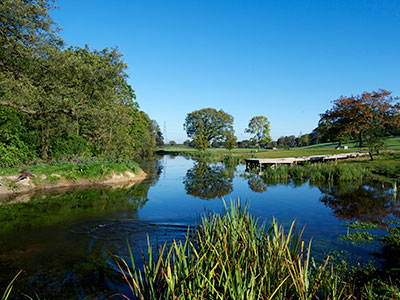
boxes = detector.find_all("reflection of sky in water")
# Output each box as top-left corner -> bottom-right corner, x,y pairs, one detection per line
0,155 -> 398,299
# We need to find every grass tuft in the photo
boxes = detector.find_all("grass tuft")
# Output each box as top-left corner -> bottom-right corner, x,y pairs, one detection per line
112,200 -> 352,300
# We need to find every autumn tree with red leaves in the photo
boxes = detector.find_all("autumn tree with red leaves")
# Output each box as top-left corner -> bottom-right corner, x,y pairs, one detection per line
319,90 -> 400,154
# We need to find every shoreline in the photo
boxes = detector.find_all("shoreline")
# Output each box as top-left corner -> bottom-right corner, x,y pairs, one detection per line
0,169 -> 147,198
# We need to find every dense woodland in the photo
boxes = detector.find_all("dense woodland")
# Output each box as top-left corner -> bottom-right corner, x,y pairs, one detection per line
0,0 -> 162,167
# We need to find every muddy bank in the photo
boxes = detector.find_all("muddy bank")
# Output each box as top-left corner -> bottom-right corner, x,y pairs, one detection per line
0,169 -> 147,198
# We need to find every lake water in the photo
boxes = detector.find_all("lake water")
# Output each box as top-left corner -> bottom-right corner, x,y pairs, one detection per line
0,155 -> 398,299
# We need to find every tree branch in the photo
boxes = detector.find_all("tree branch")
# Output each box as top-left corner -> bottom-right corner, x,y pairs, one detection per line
0,101 -> 74,115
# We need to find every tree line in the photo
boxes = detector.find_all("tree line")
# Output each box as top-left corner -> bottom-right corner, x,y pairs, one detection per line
0,0 -> 162,167
182,89 -> 400,151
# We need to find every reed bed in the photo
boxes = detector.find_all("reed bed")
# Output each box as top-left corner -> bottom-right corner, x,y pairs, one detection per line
112,201 -> 351,300
262,164 -> 369,184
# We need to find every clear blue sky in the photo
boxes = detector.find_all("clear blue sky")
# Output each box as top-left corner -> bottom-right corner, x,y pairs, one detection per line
52,0 -> 400,143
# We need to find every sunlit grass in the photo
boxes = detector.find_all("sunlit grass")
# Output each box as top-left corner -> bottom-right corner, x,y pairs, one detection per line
112,200 -> 351,300
158,136 -> 400,158
0,159 -> 141,182
260,163 -> 369,184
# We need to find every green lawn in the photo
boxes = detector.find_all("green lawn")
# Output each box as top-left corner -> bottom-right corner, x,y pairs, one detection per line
159,136 -> 400,159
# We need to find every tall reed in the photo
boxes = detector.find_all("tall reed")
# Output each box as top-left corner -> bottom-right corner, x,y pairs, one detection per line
112,200 -> 351,299
2,271 -> 22,300
261,163 -> 369,184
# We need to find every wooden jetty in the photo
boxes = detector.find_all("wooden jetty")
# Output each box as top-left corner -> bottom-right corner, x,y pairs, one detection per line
245,152 -> 369,172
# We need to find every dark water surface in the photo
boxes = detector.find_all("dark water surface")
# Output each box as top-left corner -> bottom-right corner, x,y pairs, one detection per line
0,155 -> 398,299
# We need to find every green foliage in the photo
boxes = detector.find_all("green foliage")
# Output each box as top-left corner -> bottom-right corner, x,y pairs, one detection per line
374,225 -> 400,278
260,163 -> 369,184
113,201 -> 344,300
339,231 -> 376,243
371,161 -> 400,181
319,90 -> 400,147
0,107 -> 34,167
245,116 -> 272,147
0,159 -> 141,184
184,108 -> 235,151
364,117 -> 386,160
152,120 -> 164,146
0,0 -> 157,166
342,224 -> 400,299
344,221 -> 378,230
225,131 -> 237,151
1,270 -> 22,300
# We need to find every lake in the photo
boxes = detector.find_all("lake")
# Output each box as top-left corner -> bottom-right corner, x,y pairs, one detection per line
0,155 -> 398,299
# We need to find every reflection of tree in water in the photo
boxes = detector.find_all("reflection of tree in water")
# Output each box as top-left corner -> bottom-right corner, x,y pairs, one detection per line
247,173 -> 268,193
0,184 -> 153,234
183,161 -> 236,200
140,159 -> 163,187
0,161 -> 165,234
319,181 -> 400,224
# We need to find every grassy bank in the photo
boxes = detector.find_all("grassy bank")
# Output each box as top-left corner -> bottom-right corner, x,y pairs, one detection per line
156,141 -> 360,165
113,201 -> 400,299
158,136 -> 400,158
0,158 -> 142,192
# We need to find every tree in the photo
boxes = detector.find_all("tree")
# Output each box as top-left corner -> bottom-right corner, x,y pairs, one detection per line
319,89 -> 400,147
277,136 -> 287,148
152,120 -> 164,146
0,1 -> 158,164
183,139 -> 192,147
364,117 -> 385,160
225,131 -> 237,151
0,0 -> 64,116
183,108 -> 234,151
309,127 -> 328,145
245,116 -> 271,149
237,140 -> 250,148
296,134 -> 310,147
286,135 -> 296,147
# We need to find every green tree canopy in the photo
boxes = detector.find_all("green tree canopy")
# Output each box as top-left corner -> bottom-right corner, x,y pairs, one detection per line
183,108 -> 234,151
0,0 -> 157,165
225,131 -> 237,151
319,89 -> 400,147
245,116 -> 272,148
